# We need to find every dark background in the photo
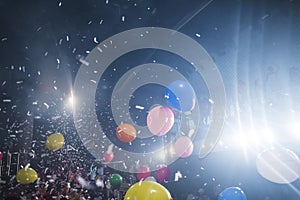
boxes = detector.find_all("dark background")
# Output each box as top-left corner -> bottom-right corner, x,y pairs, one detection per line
1,0 -> 300,199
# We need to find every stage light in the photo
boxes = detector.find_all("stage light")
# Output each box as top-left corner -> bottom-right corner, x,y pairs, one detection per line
234,127 -> 275,149
67,91 -> 76,109
68,94 -> 74,106
260,128 -> 275,144
288,121 -> 300,138
235,133 -> 257,148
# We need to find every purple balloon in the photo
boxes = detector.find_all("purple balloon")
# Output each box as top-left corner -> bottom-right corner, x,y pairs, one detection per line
156,165 -> 171,182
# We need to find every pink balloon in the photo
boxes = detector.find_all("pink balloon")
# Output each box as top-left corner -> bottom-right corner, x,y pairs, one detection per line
137,165 -> 151,181
0,151 -> 2,160
147,105 -> 174,136
103,151 -> 114,163
156,165 -> 171,182
174,136 -> 194,158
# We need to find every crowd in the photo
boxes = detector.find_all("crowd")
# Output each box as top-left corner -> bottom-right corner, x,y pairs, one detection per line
0,149 -> 134,200
0,147 -> 220,200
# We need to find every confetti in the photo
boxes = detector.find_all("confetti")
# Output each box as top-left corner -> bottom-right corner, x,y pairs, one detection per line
121,15 -> 126,22
3,99 -> 12,103
135,105 -> 144,110
93,37 -> 99,44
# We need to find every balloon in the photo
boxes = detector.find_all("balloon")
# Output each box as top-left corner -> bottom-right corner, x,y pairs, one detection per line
46,133 -> 64,151
103,151 -> 114,163
116,123 -> 136,142
164,80 -> 196,112
256,146 -> 300,184
145,176 -> 157,182
156,165 -> 171,182
124,181 -> 173,200
147,105 -> 174,136
174,136 -> 194,158
0,151 -> 3,160
137,165 -> 151,181
16,167 -> 38,184
218,187 -> 247,200
109,173 -> 123,188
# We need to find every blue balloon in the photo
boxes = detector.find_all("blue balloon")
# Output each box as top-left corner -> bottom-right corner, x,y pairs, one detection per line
164,80 -> 196,112
218,187 -> 247,200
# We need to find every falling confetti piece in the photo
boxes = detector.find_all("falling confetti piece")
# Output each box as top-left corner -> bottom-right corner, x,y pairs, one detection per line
135,105 -> 144,110
3,99 -> 12,103
121,15 -> 126,22
93,37 -> 99,44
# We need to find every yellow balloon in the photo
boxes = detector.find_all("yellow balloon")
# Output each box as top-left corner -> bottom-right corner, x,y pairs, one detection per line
16,168 -> 38,184
46,133 -> 64,151
124,181 -> 173,200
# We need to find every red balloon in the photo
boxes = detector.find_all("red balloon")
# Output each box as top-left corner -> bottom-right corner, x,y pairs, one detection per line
0,151 -> 2,160
137,165 -> 151,181
103,151 -> 114,163
156,165 -> 171,182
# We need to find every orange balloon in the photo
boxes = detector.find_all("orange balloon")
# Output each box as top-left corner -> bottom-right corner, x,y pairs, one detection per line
116,123 -> 136,142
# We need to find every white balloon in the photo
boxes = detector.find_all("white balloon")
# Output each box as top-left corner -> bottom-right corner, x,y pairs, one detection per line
145,176 -> 156,182
256,146 -> 300,184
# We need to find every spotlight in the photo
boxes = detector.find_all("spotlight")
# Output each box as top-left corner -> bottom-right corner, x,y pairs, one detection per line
66,91 -> 76,109
288,121 -> 300,138
234,127 -> 275,149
